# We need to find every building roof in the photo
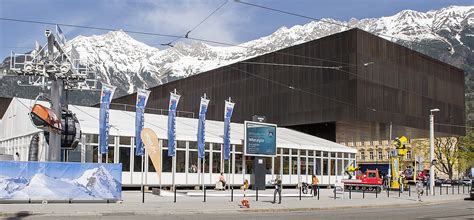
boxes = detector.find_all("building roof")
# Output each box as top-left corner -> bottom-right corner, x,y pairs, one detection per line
0,97 -> 356,153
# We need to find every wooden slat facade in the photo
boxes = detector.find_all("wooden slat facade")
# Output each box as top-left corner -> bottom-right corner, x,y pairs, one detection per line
111,29 -> 465,142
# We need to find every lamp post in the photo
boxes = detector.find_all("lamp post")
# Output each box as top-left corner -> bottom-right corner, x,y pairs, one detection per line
429,108 -> 440,195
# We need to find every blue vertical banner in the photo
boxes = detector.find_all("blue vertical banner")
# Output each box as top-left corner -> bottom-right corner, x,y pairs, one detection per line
197,97 -> 210,159
135,89 -> 151,156
99,84 -> 116,154
223,99 -> 235,160
167,92 -> 181,157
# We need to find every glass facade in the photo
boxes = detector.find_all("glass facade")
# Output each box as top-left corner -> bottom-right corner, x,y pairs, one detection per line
64,134 -> 356,186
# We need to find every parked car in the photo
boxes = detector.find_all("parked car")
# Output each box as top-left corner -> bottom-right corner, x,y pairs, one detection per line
470,180 -> 474,200
435,179 -> 445,186
462,179 -> 472,186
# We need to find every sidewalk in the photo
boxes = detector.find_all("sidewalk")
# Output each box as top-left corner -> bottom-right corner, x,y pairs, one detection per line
0,188 -> 470,217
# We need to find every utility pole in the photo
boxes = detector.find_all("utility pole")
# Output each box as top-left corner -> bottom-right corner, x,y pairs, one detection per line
429,108 -> 440,195
46,30 -> 62,162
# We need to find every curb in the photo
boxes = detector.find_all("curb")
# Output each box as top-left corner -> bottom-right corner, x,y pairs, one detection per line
0,196 -> 467,217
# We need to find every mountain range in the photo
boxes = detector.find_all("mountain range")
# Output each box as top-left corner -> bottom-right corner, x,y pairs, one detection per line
0,5 -> 472,107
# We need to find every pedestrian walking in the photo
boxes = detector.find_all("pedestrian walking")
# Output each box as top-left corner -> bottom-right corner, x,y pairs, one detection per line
310,174 -> 319,196
416,180 -> 424,202
273,175 -> 282,204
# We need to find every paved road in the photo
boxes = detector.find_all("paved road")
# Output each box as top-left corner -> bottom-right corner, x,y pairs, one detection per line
4,200 -> 473,220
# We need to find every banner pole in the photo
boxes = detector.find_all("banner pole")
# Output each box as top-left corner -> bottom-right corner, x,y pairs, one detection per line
202,157 -> 205,191
141,154 -> 144,203
172,154 -> 176,191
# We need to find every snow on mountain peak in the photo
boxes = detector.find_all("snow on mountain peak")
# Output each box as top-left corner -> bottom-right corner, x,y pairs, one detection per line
63,5 -> 472,96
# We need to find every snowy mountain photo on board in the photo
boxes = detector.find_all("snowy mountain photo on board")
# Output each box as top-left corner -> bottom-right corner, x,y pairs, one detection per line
0,161 -> 122,201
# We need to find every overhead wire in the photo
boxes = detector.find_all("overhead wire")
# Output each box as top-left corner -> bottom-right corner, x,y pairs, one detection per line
168,0 -> 229,46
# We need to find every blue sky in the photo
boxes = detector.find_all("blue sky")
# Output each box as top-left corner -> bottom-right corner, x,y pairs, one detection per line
0,0 -> 472,58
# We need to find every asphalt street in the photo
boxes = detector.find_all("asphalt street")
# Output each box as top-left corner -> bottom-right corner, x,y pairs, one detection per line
3,200 -> 473,220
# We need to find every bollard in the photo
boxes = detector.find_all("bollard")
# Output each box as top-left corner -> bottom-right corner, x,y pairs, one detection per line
458,184 -> 460,194
204,186 -> 206,202
349,187 -> 351,199
387,187 -> 390,198
142,185 -> 145,203
231,186 -> 234,202
174,186 -> 177,203
334,187 -> 336,199
256,187 -> 259,201
451,185 -> 454,194
376,188 -> 378,198
398,185 -> 401,197
440,185 -> 442,195
299,186 -> 302,201
463,185 -> 465,194
317,186 -> 320,200
408,185 -> 411,197
363,188 -> 365,199
446,185 -> 448,195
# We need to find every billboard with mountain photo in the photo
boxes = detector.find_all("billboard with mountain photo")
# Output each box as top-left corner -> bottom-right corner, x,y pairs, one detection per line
0,161 -> 122,201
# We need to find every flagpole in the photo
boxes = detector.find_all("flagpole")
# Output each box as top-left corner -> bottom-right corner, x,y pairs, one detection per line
141,154 -> 144,201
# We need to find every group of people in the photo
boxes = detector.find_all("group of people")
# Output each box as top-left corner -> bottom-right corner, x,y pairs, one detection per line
271,174 -> 319,204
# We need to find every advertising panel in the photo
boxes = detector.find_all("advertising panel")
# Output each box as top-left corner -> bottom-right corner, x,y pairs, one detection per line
0,161 -> 122,201
244,121 -> 277,157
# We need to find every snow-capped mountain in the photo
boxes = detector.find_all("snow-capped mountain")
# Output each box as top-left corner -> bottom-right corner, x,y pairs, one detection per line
1,5 -> 473,102
0,166 -> 121,200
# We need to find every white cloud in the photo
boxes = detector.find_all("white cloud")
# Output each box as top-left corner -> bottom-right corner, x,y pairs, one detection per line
131,0 -> 252,45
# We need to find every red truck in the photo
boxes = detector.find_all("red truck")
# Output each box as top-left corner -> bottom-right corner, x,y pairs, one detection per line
341,169 -> 383,192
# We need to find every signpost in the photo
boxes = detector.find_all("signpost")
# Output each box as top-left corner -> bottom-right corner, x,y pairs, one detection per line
244,121 -> 277,189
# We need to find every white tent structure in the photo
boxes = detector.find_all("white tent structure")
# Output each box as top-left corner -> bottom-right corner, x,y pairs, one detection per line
0,98 -> 356,186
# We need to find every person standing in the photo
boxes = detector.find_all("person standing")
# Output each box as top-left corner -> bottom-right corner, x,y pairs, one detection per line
311,174 -> 319,196
273,175 -> 282,204
219,172 -> 226,189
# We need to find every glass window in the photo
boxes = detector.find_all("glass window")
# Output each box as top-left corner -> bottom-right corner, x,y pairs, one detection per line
176,150 -> 186,173
189,141 -> 197,150
378,151 -> 383,160
235,145 -> 243,153
316,158 -> 321,175
323,159 -> 328,175
301,157 -> 307,175
360,152 -> 365,160
406,151 -> 412,159
291,156 -> 298,174
235,154 -> 243,174
245,156 -> 253,174
265,158 -> 272,174
133,153 -> 143,172
213,144 -> 221,151
162,149 -> 172,172
177,141 -> 186,149
203,152 -> 210,173
337,153 -> 342,158
283,156 -> 290,174
283,148 -> 289,155
308,158 -> 314,175
369,151 -> 374,160
331,152 -> 336,158
212,151 -> 221,173
330,159 -> 336,175
337,159 -> 343,175
223,152 -> 232,173
119,147 -> 130,171
316,151 -> 321,157
119,136 -> 131,145
274,156 -> 281,175
323,152 -> 328,157
291,149 -> 298,155
92,146 -> 99,163
308,150 -> 314,156
148,157 -> 156,172
189,151 -> 198,173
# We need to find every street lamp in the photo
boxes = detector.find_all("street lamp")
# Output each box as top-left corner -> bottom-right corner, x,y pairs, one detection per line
429,108 -> 440,195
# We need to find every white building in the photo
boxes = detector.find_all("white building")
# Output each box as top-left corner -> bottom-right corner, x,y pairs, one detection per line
0,98 -> 357,187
